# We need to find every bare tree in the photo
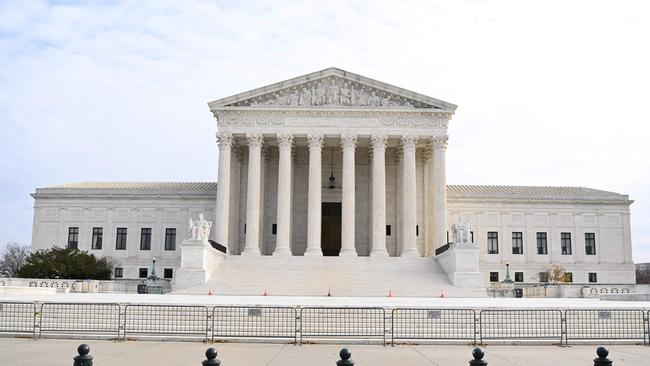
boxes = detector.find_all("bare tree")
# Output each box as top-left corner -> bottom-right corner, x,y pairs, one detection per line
546,264 -> 566,285
0,242 -> 30,277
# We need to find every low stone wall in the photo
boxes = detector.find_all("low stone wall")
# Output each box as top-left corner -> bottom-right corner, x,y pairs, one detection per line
0,278 -> 171,294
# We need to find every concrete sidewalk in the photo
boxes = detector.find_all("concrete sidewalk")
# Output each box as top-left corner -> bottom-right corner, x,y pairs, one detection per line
1,338 -> 650,366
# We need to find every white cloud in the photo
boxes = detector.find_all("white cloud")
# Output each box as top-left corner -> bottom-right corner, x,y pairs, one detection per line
1,0 -> 649,261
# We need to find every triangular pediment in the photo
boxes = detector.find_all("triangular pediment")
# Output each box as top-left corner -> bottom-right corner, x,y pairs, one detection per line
208,67 -> 456,111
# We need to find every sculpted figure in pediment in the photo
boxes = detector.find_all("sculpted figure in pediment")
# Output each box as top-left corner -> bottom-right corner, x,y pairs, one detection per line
326,79 -> 340,106
355,88 -> 369,106
339,82 -> 352,106
299,87 -> 312,106
312,82 -> 326,106
367,91 -> 381,106
287,91 -> 299,106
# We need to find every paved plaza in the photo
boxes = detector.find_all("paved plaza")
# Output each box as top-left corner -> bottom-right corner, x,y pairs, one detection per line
1,338 -> 650,366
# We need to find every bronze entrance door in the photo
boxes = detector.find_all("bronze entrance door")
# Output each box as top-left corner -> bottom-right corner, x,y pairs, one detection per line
321,202 -> 342,256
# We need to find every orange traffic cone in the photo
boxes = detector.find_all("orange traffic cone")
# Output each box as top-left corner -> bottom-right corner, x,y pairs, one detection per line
263,289 -> 268,296
327,288 -> 331,297
208,290 -> 213,296
388,289 -> 393,297
440,289 -> 445,298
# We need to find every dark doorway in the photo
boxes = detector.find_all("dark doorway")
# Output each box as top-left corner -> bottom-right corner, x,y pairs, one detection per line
321,202 -> 342,256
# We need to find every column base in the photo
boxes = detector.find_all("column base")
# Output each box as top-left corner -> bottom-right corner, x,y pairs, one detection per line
241,247 -> 261,256
273,248 -> 292,256
370,249 -> 389,257
339,248 -> 357,256
303,248 -> 322,256
401,248 -> 420,257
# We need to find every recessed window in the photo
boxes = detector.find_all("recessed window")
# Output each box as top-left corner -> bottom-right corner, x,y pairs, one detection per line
470,231 -> 474,243
244,223 -> 246,234
588,272 -> 597,283
487,232 -> 498,254
164,268 -> 173,279
91,227 -> 103,250
585,233 -> 596,255
539,272 -> 549,283
515,272 -> 524,282
139,268 -> 148,279
116,228 -> 127,250
561,233 -> 572,255
272,224 -> 277,235
489,272 -> 499,282
114,267 -> 123,279
67,227 -> 79,249
563,272 -> 573,283
512,232 -> 523,254
165,228 -> 176,251
140,228 -> 152,250
536,232 -> 547,255
386,225 -> 391,236
416,225 -> 419,236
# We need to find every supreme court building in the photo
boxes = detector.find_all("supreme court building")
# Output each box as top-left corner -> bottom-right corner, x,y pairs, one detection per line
30,68 -> 636,294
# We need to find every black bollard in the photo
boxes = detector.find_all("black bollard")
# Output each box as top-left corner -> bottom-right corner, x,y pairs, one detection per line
336,348 -> 354,366
594,347 -> 612,366
469,348 -> 487,366
73,344 -> 93,366
203,347 -> 221,366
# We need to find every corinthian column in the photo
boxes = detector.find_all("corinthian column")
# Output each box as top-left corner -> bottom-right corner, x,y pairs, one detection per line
370,135 -> 389,256
340,134 -> 357,256
401,135 -> 419,256
274,134 -> 293,256
242,134 -> 264,256
215,133 -> 233,246
305,134 -> 324,256
432,135 -> 449,251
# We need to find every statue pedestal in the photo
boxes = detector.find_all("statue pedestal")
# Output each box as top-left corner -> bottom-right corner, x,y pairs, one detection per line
436,243 -> 484,288
174,239 -> 226,289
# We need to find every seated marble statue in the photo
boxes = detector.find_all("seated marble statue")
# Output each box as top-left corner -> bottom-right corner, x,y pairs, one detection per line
451,216 -> 472,246
188,213 -> 212,242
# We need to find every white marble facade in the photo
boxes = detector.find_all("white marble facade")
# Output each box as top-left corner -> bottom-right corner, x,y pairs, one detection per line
29,68 -> 636,285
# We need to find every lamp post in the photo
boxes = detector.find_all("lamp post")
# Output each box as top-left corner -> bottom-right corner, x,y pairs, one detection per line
503,260 -> 513,283
151,257 -> 157,280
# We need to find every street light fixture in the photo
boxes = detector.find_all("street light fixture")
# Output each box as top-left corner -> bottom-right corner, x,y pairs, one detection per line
503,260 -> 514,283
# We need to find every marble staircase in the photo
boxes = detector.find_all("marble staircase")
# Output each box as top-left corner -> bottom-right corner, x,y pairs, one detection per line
172,256 -> 486,297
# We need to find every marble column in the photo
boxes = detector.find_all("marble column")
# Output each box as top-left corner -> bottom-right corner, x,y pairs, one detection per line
305,134 -> 324,256
242,134 -> 264,256
274,134 -> 293,256
215,133 -> 233,246
432,135 -> 448,251
401,135 -> 419,256
370,135 -> 389,256
340,134 -> 357,256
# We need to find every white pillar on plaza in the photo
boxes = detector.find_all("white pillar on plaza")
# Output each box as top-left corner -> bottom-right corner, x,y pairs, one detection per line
432,135 -> 448,250
401,135 -> 419,256
275,134 -> 293,256
214,133 -> 233,246
242,134 -> 264,256
370,134 -> 389,256
305,134 -> 324,256
340,134 -> 357,256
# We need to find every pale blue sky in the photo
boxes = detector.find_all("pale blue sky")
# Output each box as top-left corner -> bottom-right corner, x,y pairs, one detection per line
1,0 -> 649,261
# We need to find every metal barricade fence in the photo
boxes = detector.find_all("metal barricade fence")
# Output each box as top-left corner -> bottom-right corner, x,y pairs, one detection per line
391,308 -> 476,345
479,309 -> 563,344
0,302 -> 36,337
212,306 -> 297,343
39,303 -> 120,339
300,307 -> 386,345
565,309 -> 647,346
123,304 -> 209,340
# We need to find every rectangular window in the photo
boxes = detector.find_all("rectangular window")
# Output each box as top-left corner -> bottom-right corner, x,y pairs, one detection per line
386,225 -> 391,236
489,272 -> 499,282
67,227 -> 79,249
140,228 -> 152,250
164,268 -> 173,279
272,224 -> 277,235
91,227 -> 103,250
470,231 -> 474,243
114,267 -> 123,278
561,233 -> 572,255
512,232 -> 523,254
515,272 -> 524,282
116,228 -> 127,250
536,232 -> 548,255
139,268 -> 148,278
165,228 -> 176,251
585,233 -> 596,255
588,272 -> 597,283
487,232 -> 499,254
563,272 -> 573,283
416,225 -> 419,236
539,272 -> 549,283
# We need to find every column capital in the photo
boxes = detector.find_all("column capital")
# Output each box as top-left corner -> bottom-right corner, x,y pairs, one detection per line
215,133 -> 234,149
276,134 -> 294,149
401,135 -> 418,150
246,134 -> 264,148
370,134 -> 388,150
340,134 -> 358,150
432,135 -> 449,150
307,134 -> 324,149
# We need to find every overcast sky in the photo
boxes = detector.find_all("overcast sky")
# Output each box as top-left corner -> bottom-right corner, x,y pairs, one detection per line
1,0 -> 649,261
